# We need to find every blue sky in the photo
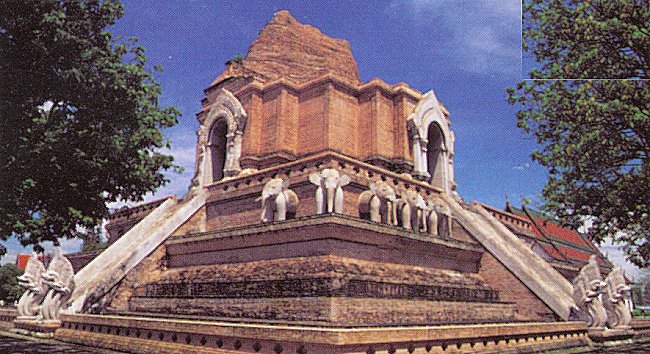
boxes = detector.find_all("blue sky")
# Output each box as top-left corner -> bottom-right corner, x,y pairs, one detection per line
2,0 -> 640,279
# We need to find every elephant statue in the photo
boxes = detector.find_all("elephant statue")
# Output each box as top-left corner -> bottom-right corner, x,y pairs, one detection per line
257,178 -> 299,222
40,246 -> 75,322
16,252 -> 48,318
425,198 -> 441,237
309,168 -> 351,214
432,199 -> 452,238
603,265 -> 632,329
358,181 -> 398,225
396,188 -> 428,232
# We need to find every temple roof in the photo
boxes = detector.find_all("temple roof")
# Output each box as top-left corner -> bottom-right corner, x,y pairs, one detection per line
482,202 -> 613,274
210,10 -> 360,88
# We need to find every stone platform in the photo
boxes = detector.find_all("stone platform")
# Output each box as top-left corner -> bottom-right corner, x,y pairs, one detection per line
55,314 -> 591,354
114,215 -> 517,326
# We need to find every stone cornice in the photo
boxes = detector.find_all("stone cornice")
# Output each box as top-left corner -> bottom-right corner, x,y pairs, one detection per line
202,150 -> 445,200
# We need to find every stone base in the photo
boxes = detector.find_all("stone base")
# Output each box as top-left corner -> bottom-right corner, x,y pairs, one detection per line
12,318 -> 61,338
126,255 -> 514,326
129,296 -> 516,326
588,327 -> 635,344
55,314 -> 594,354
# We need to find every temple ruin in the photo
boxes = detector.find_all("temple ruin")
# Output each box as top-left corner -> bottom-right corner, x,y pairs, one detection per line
2,10 -> 645,353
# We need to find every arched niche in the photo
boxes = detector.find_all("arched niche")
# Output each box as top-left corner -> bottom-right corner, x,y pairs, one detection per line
209,119 -> 229,182
407,90 -> 456,194
190,89 -> 247,190
427,122 -> 446,187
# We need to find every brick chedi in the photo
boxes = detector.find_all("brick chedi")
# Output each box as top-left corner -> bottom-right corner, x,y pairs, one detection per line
88,10 -> 581,333
218,10 -> 361,85
199,10 -> 427,174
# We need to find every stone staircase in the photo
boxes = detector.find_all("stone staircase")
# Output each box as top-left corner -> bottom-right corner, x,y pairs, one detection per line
69,192 -> 206,313
441,194 -> 576,320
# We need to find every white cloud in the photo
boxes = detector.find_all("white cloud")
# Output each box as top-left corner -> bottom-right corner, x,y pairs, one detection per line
390,0 -> 521,76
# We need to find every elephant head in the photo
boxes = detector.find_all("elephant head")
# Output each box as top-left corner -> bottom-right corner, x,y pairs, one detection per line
359,181 -> 398,224
309,168 -> 351,214
257,178 -> 299,222
396,188 -> 427,231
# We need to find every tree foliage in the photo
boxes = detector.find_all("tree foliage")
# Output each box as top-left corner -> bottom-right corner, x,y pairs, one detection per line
80,227 -> 107,253
508,0 -> 649,267
0,1 -> 180,252
0,263 -> 24,304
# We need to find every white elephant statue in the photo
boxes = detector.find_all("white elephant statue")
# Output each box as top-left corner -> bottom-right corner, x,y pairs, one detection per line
572,255 -> 608,329
309,168 -> 351,214
433,200 -> 452,238
39,246 -> 75,322
257,178 -> 299,222
425,198 -> 441,237
603,265 -> 632,329
16,252 -> 48,318
396,188 -> 428,232
358,181 -> 398,225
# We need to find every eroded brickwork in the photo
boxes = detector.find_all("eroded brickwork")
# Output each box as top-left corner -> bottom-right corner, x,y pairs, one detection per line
479,251 -> 557,321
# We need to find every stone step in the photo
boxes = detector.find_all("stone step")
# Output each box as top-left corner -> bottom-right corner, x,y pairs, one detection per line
69,192 -> 206,313
441,194 -> 576,320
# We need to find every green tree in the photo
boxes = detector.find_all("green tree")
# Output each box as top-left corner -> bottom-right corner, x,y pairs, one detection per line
0,1 -> 180,254
80,227 -> 107,253
508,0 -> 649,267
0,263 -> 24,304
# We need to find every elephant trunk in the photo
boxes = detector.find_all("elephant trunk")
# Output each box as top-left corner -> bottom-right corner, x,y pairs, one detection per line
326,186 -> 335,213
315,186 -> 324,214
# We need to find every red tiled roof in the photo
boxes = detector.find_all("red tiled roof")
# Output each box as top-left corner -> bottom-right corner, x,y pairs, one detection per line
15,254 -> 30,270
534,218 -> 592,250
15,254 -> 45,271
482,202 -> 612,273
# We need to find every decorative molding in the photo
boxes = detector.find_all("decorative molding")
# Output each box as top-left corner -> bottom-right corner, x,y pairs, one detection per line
407,90 -> 456,193
191,89 -> 247,191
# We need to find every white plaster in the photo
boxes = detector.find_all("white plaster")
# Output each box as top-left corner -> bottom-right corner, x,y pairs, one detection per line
69,192 -> 206,313
407,90 -> 455,193
191,89 -> 247,190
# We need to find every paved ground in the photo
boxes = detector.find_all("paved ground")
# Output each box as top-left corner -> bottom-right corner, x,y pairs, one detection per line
0,332 -> 123,354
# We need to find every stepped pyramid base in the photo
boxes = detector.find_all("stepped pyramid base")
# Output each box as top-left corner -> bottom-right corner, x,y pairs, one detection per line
106,216 -> 517,326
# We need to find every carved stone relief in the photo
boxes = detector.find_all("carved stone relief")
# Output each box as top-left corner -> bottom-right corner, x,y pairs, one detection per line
39,247 -> 75,322
603,265 -> 632,329
572,255 -> 608,329
16,252 -> 47,318
358,181 -> 398,225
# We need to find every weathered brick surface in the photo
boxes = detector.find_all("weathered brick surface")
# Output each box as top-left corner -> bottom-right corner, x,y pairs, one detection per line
128,296 -> 515,326
196,11 -> 423,170
104,245 -> 168,312
150,255 -> 485,286
55,314 -> 593,354
120,253 -> 514,325
243,10 -> 360,85
478,251 -> 557,322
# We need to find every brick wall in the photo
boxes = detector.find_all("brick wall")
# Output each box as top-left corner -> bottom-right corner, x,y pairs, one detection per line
479,251 -> 557,322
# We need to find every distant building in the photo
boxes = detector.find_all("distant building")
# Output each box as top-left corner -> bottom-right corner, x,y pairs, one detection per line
481,201 -> 613,280
15,254 -> 45,271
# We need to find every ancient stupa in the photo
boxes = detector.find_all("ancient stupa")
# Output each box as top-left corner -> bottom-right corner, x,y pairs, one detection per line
12,10 -> 635,353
